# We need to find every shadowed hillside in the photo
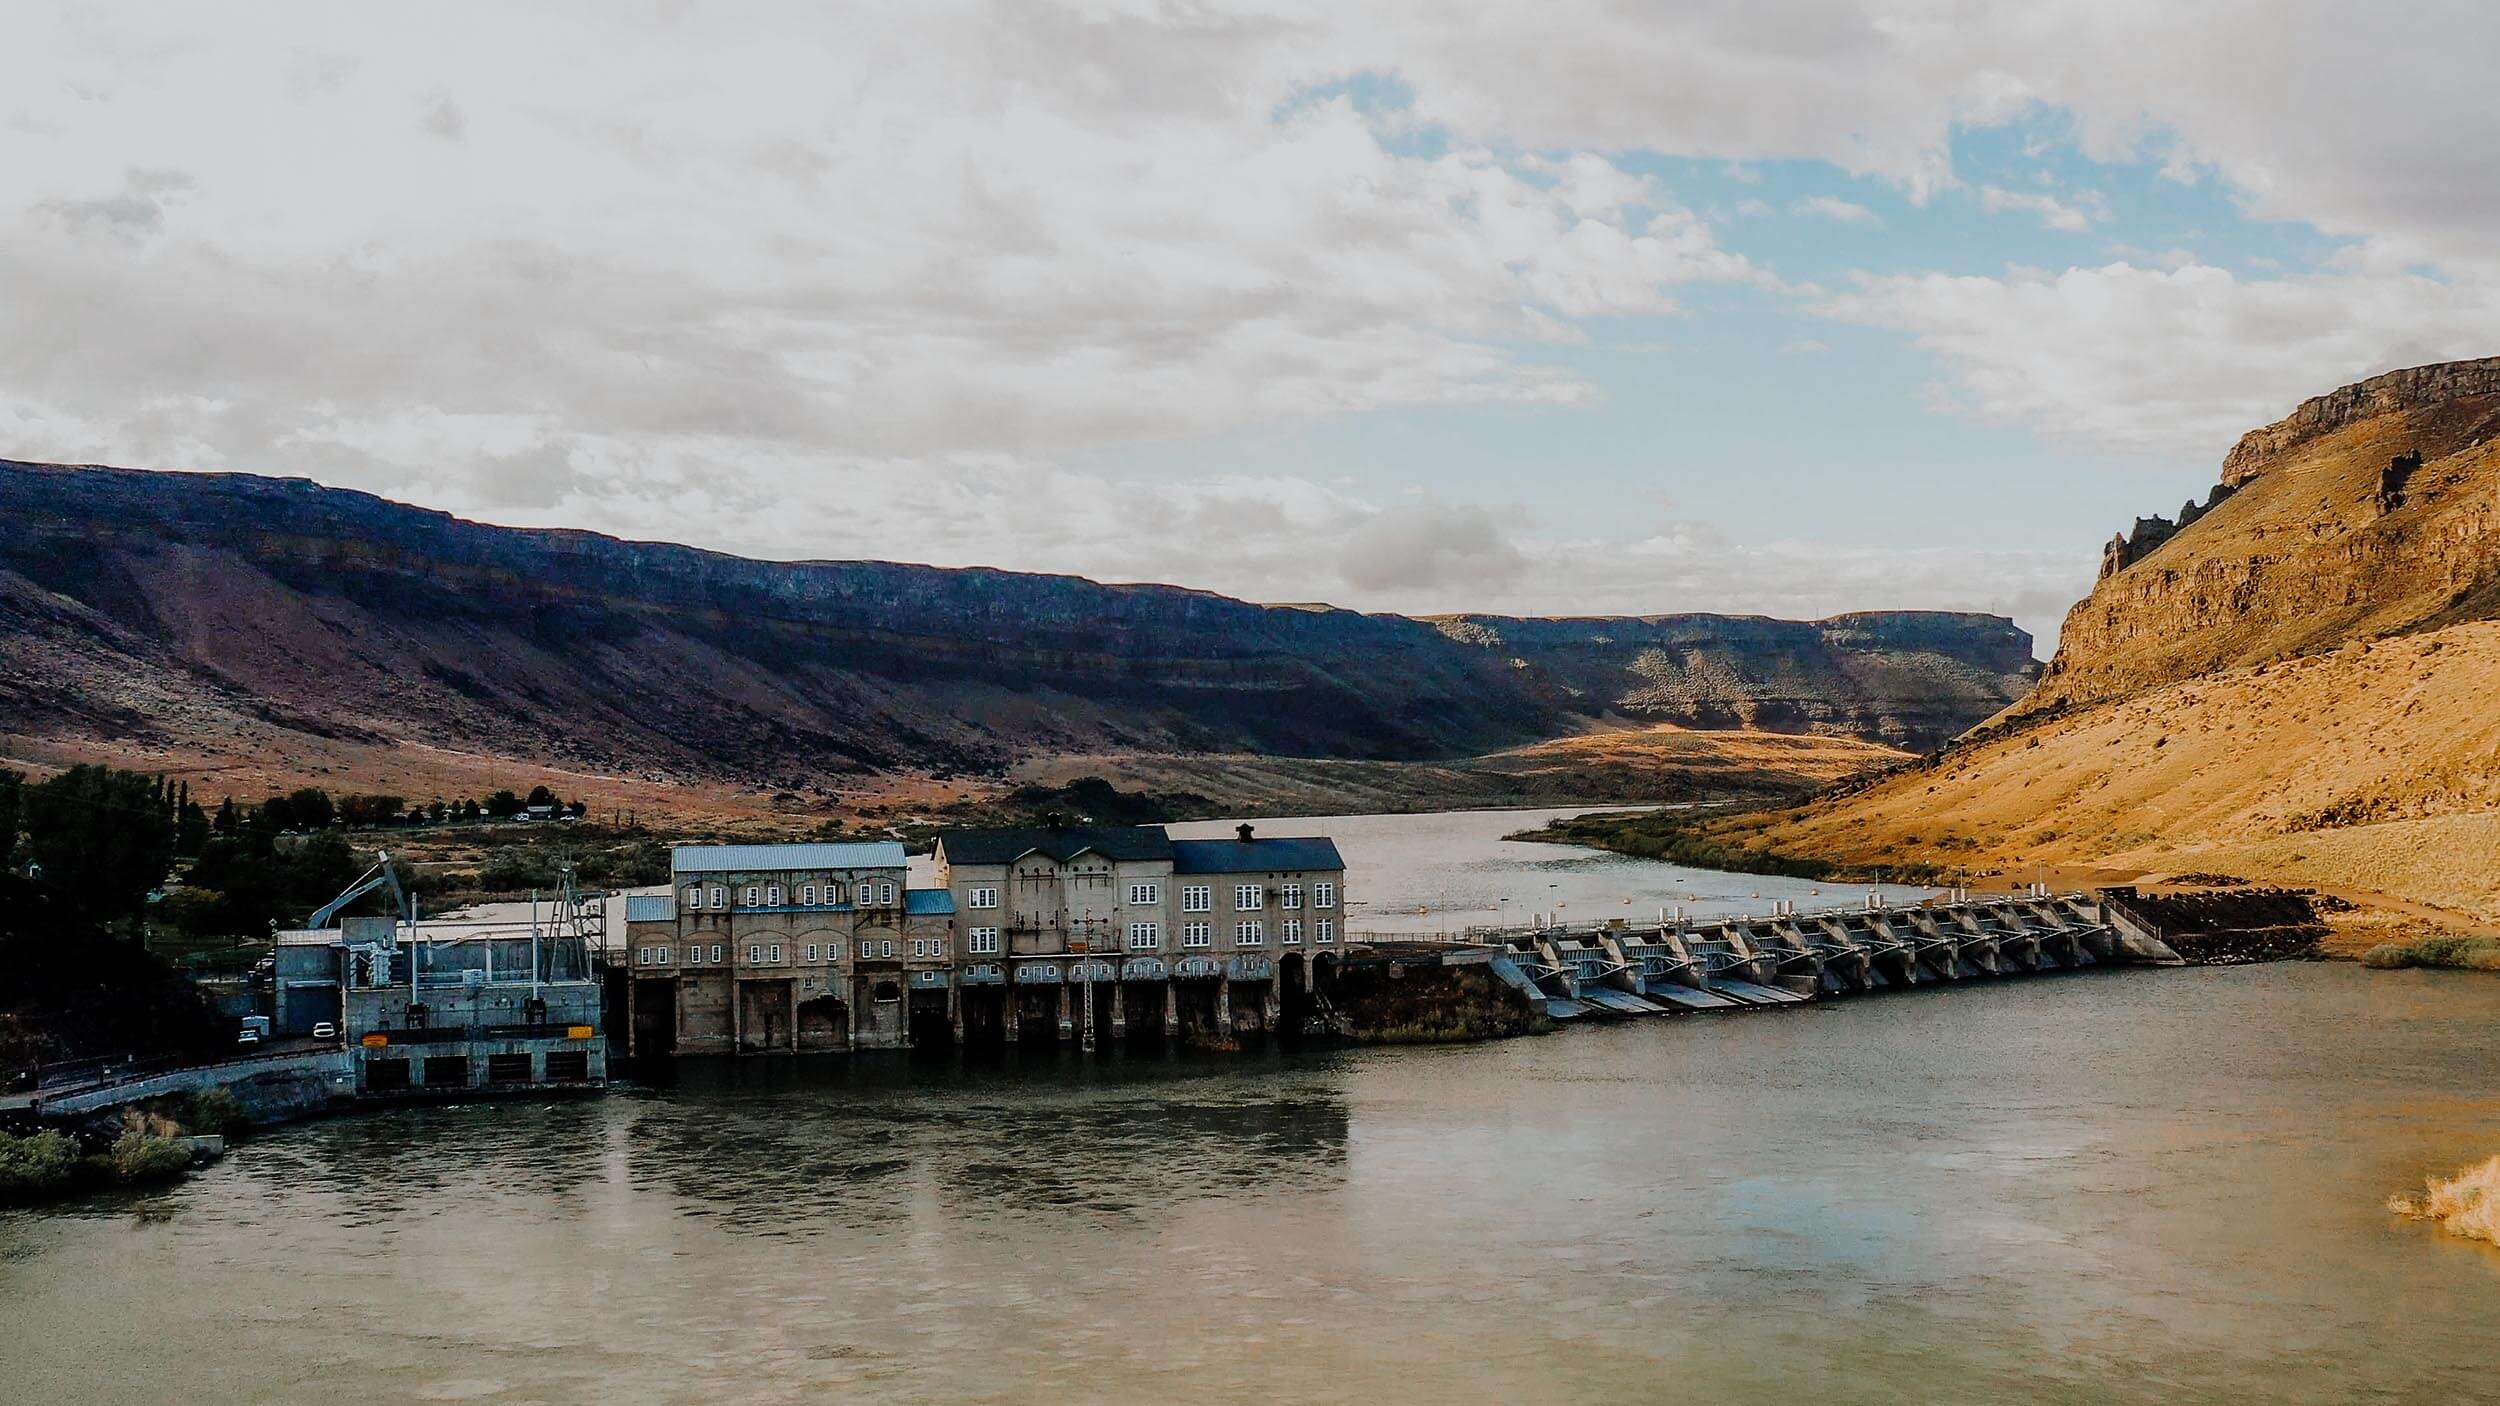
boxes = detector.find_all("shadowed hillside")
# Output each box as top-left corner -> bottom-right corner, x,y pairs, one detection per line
0,462 -> 2033,811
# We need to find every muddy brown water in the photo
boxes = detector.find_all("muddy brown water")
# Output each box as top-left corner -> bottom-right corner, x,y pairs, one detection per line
5,811 -> 2496,1404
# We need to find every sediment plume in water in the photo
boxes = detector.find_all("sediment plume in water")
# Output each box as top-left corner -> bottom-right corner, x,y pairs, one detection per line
2388,1154 -> 2500,1246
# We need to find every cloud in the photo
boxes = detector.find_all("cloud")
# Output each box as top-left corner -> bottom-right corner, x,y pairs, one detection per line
1816,259 -> 2500,461
1792,195 -> 1878,224
1337,499 -> 1527,595
1976,184 -> 2095,232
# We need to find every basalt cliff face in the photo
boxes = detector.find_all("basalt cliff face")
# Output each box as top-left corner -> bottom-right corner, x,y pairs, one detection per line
0,462 -> 2033,804
1739,357 -> 2500,933
1424,611 -> 2035,749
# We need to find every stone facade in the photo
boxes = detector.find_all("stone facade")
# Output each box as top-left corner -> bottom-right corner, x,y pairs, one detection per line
623,824 -> 1347,1056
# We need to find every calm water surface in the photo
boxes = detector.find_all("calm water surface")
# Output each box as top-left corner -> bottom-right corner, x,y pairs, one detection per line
6,813 -> 2498,1405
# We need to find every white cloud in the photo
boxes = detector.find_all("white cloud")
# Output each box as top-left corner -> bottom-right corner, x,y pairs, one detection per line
1793,195 -> 1879,224
1816,259 -> 2500,461
1976,184 -> 2095,232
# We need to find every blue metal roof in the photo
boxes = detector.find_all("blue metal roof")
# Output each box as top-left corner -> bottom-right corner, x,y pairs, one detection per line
1168,837 -> 1343,874
672,842 -> 908,874
624,894 -> 677,922
904,888 -> 956,916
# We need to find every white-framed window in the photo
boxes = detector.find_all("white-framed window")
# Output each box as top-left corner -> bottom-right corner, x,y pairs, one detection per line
746,944 -> 761,963
1235,884 -> 1263,910
1128,922 -> 1159,951
882,940 -> 897,958
1182,884 -> 1211,913
859,940 -> 875,960
967,927 -> 1001,955
684,886 -> 704,909
738,885 -> 757,907
1127,882 -> 1159,906
710,944 -> 725,962
1236,920 -> 1263,946
1181,922 -> 1211,949
969,886 -> 998,909
799,884 -> 816,905
765,884 -> 782,906
1280,883 -> 1301,910
1282,919 -> 1302,945
803,943 -> 817,962
768,944 -> 782,962
912,937 -> 942,959
1314,881 -> 1336,908
826,882 -> 845,905
708,886 -> 727,909
880,881 -> 896,906
636,946 -> 649,964
1315,919 -> 1335,944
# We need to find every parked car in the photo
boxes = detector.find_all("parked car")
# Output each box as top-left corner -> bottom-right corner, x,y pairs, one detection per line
311,1021 -> 339,1041
236,1027 -> 262,1047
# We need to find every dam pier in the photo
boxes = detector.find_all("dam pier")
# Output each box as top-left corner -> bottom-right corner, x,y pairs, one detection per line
1459,889 -> 2184,1021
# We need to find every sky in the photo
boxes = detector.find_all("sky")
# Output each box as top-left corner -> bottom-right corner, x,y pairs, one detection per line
7,3 -> 2500,651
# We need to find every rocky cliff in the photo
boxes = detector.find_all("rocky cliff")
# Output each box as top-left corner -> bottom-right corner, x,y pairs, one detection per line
1732,357 -> 2500,933
2032,358 -> 2500,713
0,462 -> 2037,799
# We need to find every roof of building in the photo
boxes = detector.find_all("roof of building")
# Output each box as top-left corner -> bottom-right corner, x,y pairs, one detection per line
624,894 -> 677,922
935,824 -> 1175,865
1169,836 -> 1344,874
904,888 -> 956,916
672,842 -> 909,874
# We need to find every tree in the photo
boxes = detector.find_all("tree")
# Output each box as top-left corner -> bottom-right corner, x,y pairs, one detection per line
525,784 -> 558,809
285,787 -> 336,830
567,799 -> 588,819
21,765 -> 176,922
485,789 -> 523,819
459,798 -> 482,822
0,769 -> 22,869
256,792 -> 296,833
336,793 -> 405,827
175,798 -> 210,857
212,797 -> 240,837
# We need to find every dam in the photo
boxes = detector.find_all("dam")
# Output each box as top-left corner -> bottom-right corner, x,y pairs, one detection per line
1454,889 -> 2184,1021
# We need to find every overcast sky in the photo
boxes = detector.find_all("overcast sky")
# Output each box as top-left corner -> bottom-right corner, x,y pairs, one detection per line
8,3 -> 2498,648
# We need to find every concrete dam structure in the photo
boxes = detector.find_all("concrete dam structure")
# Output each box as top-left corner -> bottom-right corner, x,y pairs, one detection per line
1479,891 -> 2182,1020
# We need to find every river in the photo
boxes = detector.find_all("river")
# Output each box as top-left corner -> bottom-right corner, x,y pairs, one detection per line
5,810 -> 2498,1405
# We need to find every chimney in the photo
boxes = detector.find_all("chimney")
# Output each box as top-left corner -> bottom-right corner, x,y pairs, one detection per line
1236,823 -> 1255,843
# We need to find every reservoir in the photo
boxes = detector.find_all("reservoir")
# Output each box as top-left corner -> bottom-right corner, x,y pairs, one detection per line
5,811 -> 2497,1404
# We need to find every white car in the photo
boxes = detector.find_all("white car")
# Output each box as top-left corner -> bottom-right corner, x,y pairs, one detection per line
236,1028 -> 262,1047
311,1021 -> 339,1041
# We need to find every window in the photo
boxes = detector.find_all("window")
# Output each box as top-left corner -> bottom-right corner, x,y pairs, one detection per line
911,937 -> 943,959
1313,881 -> 1336,908
765,884 -> 782,906
880,881 -> 896,906
804,943 -> 817,962
967,927 -> 1001,955
1128,922 -> 1160,950
742,886 -> 760,907
826,882 -> 845,905
1181,922 -> 1211,949
1236,920 -> 1264,946
747,945 -> 761,963
708,887 -> 727,909
800,884 -> 817,905
970,886 -> 998,909
882,940 -> 897,958
1182,885 -> 1211,913
768,944 -> 782,962
860,940 -> 876,960
1315,919 -> 1335,944
1128,882 -> 1160,906
684,886 -> 705,909
710,944 -> 725,962
1280,883 -> 1302,910
1281,919 -> 1302,946
636,946 -> 649,964
1236,884 -> 1263,910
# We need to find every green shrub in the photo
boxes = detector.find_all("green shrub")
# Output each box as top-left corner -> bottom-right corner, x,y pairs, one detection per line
0,1129 -> 78,1199
105,1129 -> 196,1184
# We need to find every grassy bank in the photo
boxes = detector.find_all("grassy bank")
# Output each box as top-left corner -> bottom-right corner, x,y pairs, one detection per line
2360,934 -> 2500,972
1509,809 -> 1950,886
0,1089 -> 236,1206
